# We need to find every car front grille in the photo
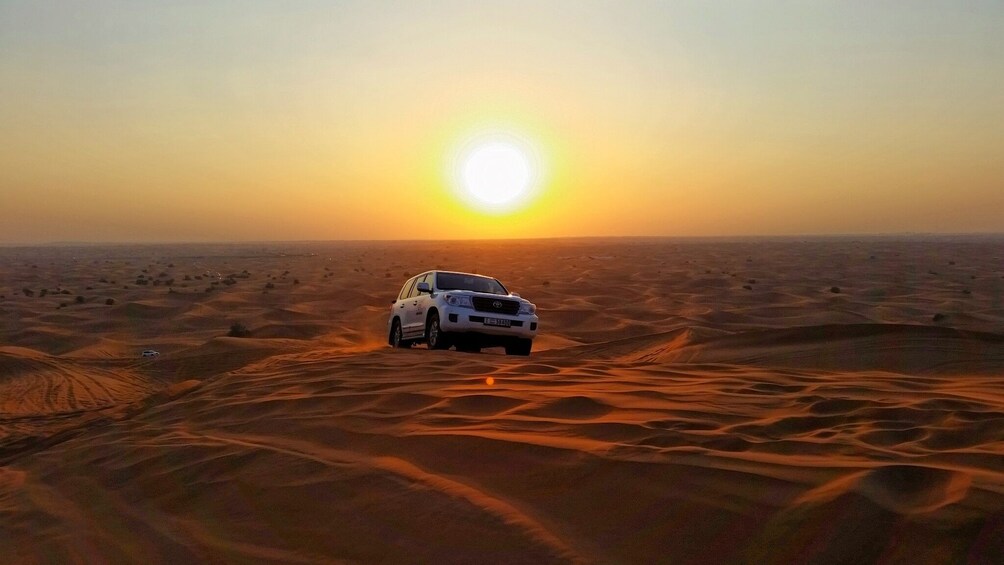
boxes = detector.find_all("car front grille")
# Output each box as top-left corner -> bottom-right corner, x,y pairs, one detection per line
471,297 -> 520,315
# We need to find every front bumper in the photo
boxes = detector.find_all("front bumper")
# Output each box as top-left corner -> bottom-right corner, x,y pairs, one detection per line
439,306 -> 538,339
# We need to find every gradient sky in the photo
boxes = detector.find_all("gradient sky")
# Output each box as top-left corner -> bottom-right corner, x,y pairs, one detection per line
1,1 -> 1002,243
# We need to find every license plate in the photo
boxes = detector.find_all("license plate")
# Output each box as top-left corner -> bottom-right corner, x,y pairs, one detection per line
483,317 -> 511,327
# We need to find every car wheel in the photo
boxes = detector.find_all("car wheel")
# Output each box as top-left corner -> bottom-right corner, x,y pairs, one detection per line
426,312 -> 450,350
504,338 -> 532,356
390,319 -> 408,348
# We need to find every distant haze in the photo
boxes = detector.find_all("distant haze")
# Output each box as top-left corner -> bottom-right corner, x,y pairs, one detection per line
1,1 -> 1002,243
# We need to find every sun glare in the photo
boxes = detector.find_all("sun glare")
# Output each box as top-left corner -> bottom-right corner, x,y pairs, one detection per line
463,142 -> 531,206
450,131 -> 543,213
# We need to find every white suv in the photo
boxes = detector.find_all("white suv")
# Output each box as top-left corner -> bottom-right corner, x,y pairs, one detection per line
387,270 -> 538,356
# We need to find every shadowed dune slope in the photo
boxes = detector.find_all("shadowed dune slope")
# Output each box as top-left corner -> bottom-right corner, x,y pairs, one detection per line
620,323 -> 1004,374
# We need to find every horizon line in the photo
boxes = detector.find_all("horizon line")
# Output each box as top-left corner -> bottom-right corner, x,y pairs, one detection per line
2,231 -> 1004,248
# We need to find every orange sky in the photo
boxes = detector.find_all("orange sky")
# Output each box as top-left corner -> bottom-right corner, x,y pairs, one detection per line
1,2 -> 1002,243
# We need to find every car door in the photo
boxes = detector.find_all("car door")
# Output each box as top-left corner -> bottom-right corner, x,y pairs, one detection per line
404,273 -> 430,338
395,276 -> 418,336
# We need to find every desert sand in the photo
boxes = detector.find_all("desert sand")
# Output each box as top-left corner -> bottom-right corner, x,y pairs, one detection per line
1,237 -> 1003,564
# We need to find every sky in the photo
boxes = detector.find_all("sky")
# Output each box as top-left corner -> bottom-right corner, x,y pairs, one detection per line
1,1 -> 1002,243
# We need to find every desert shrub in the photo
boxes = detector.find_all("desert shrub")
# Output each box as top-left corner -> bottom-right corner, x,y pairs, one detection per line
39,289 -> 48,297
105,298 -> 115,305
293,279 -> 300,285
59,302 -> 67,308
830,286 -> 841,293
61,289 -> 71,295
228,322 -> 251,338
933,313 -> 946,322
265,282 -> 275,289
99,277 -> 108,283
742,284 -> 753,291
75,296 -> 85,304
184,274 -> 192,281
22,287 -> 34,297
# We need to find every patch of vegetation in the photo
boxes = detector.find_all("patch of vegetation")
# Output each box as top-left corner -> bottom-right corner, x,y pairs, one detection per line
228,322 -> 251,338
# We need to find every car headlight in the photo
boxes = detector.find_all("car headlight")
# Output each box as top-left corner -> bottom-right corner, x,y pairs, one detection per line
518,302 -> 536,315
445,294 -> 473,308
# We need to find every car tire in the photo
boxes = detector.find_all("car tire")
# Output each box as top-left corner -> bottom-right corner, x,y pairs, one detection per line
504,338 -> 532,356
426,312 -> 451,350
390,318 -> 409,348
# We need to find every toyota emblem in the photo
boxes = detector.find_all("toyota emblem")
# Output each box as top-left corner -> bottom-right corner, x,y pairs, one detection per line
492,300 -> 503,309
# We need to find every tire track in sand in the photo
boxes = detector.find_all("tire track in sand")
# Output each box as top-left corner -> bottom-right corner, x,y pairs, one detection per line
192,430 -> 587,564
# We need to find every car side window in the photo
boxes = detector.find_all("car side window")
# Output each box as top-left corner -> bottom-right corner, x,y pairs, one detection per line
399,277 -> 417,301
409,273 -> 430,298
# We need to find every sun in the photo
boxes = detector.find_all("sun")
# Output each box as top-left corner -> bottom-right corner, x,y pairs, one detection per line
450,131 -> 542,213
462,142 -> 531,206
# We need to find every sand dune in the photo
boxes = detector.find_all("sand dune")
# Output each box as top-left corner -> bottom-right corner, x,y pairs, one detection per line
1,237 -> 1003,563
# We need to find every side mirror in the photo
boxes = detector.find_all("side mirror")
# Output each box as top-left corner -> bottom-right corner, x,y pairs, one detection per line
416,282 -> 431,294
511,292 -> 520,298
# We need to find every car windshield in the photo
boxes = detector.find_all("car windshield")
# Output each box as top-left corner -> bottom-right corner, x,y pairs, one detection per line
436,273 -> 508,295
